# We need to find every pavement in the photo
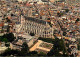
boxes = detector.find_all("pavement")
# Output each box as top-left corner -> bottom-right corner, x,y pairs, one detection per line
30,40 -> 51,51
30,40 -> 42,51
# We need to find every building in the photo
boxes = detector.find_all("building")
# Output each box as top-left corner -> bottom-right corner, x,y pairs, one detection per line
17,0 -> 27,2
65,0 -> 80,6
3,22 -> 8,32
0,42 -> 8,54
13,15 -> 54,38
25,16 -> 54,38
16,15 -> 54,38
0,23 -> 4,33
10,33 -> 38,50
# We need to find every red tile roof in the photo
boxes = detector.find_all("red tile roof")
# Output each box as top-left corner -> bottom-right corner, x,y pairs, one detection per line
46,20 -> 50,22
0,23 -> 4,27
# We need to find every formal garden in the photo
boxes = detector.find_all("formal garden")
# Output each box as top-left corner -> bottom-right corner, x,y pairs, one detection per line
39,42 -> 53,49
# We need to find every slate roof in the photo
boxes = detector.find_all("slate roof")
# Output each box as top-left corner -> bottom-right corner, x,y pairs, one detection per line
24,16 -> 48,25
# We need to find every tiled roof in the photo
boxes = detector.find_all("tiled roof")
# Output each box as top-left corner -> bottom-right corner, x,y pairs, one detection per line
0,23 -> 4,27
25,16 -> 48,25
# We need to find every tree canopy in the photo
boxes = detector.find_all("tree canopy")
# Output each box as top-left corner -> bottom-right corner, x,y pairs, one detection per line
47,38 -> 68,56
0,36 -> 8,43
2,33 -> 16,42
38,37 -> 55,44
21,42 -> 29,56
30,33 -> 35,36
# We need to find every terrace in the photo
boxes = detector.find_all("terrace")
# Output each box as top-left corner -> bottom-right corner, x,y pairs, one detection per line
30,40 -> 53,54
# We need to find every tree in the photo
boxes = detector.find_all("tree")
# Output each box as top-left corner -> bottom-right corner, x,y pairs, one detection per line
2,38 -> 8,43
65,9 -> 69,13
27,51 -> 38,56
63,32 -> 67,36
6,17 -> 11,23
21,42 -> 29,56
30,33 -> 35,36
47,38 -> 68,56
76,18 -> 80,23
78,44 -> 80,50
0,48 -> 24,56
3,33 -> 15,42
38,52 -> 46,56
7,26 -> 10,32
0,36 -> 8,43
70,54 -> 74,57
38,37 -> 55,44
57,12 -> 64,17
